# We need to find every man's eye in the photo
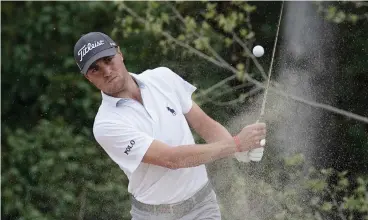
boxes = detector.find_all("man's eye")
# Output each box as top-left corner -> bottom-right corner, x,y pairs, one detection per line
105,56 -> 113,62
89,67 -> 98,73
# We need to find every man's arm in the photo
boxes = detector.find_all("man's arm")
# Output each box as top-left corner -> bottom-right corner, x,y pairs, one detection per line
142,138 -> 238,169
141,101 -> 266,169
184,102 -> 233,143
142,122 -> 265,169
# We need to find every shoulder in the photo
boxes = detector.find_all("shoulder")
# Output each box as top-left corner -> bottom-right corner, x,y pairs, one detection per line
134,67 -> 181,93
139,66 -> 179,81
92,105 -> 133,138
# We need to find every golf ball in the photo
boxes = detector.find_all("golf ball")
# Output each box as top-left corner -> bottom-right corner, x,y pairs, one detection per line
253,45 -> 264,57
260,139 -> 266,146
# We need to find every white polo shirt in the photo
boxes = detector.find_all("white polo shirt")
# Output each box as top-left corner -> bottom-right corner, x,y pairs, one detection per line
93,67 -> 209,205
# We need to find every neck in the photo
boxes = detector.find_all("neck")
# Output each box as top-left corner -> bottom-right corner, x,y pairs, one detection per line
110,75 -> 142,103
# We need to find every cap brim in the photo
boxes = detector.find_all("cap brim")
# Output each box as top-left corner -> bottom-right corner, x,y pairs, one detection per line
81,47 -> 117,74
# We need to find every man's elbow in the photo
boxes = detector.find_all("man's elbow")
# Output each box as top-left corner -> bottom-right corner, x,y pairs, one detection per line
165,161 -> 181,170
166,152 -> 198,170
164,150 -> 182,170
143,141 -> 182,170
165,147 -> 198,170
157,159 -> 180,170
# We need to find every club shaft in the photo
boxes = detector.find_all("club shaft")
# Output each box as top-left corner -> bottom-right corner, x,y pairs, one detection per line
257,1 -> 284,122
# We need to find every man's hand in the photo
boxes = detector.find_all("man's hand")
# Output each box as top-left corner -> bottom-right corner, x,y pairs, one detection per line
236,123 -> 266,152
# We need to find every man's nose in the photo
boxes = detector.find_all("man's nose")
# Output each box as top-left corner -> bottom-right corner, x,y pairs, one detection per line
100,64 -> 112,77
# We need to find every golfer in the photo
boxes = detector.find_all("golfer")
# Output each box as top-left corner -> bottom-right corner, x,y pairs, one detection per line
74,32 -> 266,220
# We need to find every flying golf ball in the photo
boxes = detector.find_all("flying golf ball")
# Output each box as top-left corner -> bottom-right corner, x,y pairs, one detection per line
253,45 -> 264,57
260,139 -> 266,146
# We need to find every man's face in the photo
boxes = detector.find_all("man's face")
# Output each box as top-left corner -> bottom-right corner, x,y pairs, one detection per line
85,48 -> 128,95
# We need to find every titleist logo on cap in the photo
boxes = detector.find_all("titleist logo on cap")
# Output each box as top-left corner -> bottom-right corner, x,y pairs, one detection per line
78,40 -> 105,61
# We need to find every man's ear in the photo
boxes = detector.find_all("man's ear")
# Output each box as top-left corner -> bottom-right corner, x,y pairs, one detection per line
117,46 -> 124,60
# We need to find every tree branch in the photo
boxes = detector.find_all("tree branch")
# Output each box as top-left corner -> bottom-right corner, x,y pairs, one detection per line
199,82 -> 254,105
203,87 -> 262,106
209,82 -> 253,99
193,75 -> 237,100
270,88 -> 368,124
167,2 -> 231,69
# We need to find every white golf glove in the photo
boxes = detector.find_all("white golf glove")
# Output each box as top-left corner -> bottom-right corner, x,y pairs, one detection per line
248,147 -> 264,162
235,139 -> 266,162
234,151 -> 251,162
249,138 -> 266,162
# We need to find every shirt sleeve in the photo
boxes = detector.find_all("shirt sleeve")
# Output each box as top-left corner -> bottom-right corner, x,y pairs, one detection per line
160,67 -> 197,114
93,121 -> 154,175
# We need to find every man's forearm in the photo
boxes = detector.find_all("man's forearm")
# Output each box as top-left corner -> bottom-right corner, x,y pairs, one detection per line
185,102 -> 233,144
170,138 -> 237,169
200,121 -> 233,143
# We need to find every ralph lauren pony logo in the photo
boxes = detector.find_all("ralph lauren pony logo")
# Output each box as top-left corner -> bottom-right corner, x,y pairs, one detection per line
166,106 -> 176,116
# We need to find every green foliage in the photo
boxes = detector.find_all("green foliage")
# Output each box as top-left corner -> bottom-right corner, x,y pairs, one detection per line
1,1 -> 118,130
2,119 -> 130,219
315,2 -> 368,24
220,154 -> 368,220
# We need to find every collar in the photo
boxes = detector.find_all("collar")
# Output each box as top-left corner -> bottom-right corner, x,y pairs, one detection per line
101,72 -> 145,107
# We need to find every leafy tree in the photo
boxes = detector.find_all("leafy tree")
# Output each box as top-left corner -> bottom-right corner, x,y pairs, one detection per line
2,119 -> 130,220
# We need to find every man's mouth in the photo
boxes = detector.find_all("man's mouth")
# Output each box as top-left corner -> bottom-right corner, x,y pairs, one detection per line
108,76 -> 117,83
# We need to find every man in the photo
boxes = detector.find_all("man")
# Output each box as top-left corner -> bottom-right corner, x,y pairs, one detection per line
73,32 -> 266,220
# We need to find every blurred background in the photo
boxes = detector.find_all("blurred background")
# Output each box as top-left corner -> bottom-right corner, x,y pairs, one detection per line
1,1 -> 367,220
